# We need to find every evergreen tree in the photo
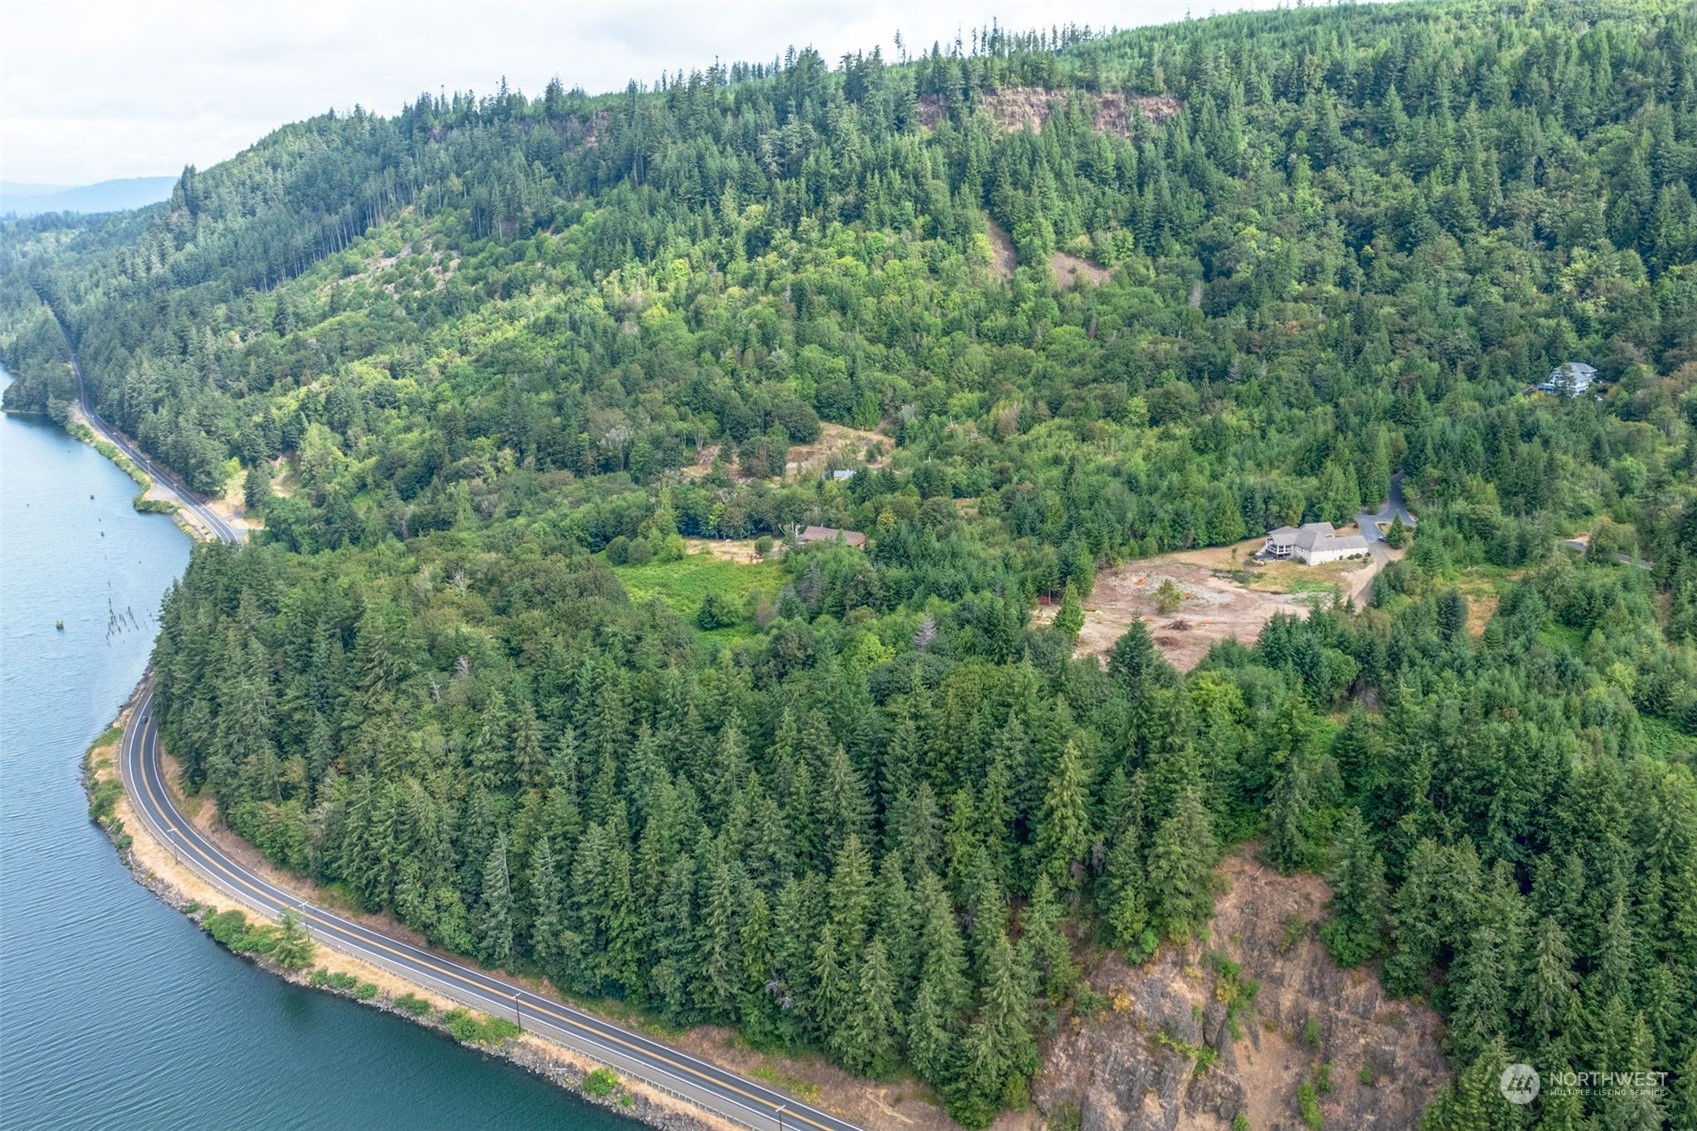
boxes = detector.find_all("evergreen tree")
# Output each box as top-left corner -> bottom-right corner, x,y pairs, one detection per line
828,833 -> 875,951
1384,838 -> 1448,999
1673,1046 -> 1697,1131
888,781 -> 942,881
907,872 -> 969,1086
1053,585 -> 1084,640
834,939 -> 902,1076
738,887 -> 779,1042
1422,1036 -> 1514,1131
528,834 -> 565,978
1520,916 -> 1577,1050
875,850 -> 919,1004
1448,924 -> 1509,1061
1018,874 -> 1076,1000
695,852 -> 742,1022
763,875 -> 813,1041
1036,740 -> 1091,895
1320,808 -> 1388,967
821,744 -> 872,858
512,698 -> 546,789
1147,787 -> 1217,942
975,751 -> 1015,884
478,831 -> 514,969
1592,892 -> 1637,1007
271,908 -> 316,969
956,927 -> 1037,1127
1107,621 -> 1163,699
56,8 -> 1697,1118
1102,814 -> 1153,958
811,926 -> 850,1047
651,854 -> 698,1021
1317,457 -> 1361,525
1263,748 -> 1320,875
599,842 -> 642,993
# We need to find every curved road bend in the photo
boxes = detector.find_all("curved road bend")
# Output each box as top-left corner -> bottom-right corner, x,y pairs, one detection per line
1355,470 -> 1415,545
63,344 -> 241,545
120,687 -> 858,1131
70,337 -> 859,1131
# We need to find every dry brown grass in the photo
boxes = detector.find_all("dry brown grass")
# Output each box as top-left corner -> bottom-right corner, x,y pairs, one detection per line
782,422 -> 887,478
1454,566 -> 1517,638
682,537 -> 765,565
678,443 -> 722,480
682,423 -> 888,484
1051,250 -> 1113,287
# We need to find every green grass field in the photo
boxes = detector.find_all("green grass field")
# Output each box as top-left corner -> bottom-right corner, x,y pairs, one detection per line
1539,622 -> 1587,655
1283,576 -> 1344,597
614,552 -> 782,639
1639,715 -> 1697,764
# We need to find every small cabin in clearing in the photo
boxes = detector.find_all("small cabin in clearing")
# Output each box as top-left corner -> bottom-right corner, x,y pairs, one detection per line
795,524 -> 867,548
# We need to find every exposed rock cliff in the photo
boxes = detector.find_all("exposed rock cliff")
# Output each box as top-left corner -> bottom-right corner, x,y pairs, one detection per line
1033,852 -> 1448,1131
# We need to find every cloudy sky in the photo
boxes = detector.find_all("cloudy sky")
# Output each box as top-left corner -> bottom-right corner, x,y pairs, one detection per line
3,0 -> 1284,186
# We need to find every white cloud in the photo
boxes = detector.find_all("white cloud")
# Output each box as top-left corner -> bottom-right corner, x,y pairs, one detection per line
1,0 -> 1284,185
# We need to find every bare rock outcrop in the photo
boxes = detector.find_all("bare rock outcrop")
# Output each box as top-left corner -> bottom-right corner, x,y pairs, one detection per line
1034,852 -> 1448,1131
920,88 -> 1182,135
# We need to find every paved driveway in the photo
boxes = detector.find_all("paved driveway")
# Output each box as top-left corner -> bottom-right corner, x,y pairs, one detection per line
1357,471 -> 1415,543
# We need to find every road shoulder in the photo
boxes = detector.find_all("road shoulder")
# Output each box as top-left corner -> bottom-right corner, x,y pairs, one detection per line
95,698 -> 737,1131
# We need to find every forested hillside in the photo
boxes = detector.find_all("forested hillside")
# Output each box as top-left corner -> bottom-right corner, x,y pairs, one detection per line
5,2 -> 1696,1126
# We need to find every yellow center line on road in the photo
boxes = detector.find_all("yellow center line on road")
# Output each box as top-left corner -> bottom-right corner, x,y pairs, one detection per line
128,698 -> 845,1131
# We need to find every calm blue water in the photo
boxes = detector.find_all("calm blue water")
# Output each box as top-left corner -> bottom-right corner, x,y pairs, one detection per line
0,374 -> 629,1129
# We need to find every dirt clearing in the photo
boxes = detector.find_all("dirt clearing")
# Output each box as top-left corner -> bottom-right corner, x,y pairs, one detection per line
782,422 -> 887,478
985,217 -> 1017,280
1037,536 -> 1389,671
1051,250 -> 1113,287
683,538 -> 766,564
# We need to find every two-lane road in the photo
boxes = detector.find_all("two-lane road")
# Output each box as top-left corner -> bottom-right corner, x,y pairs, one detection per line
119,684 -> 857,1131
55,325 -> 240,545
67,322 -> 859,1131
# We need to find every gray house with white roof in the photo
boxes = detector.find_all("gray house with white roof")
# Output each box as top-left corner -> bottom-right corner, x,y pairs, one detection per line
1262,522 -> 1370,565
1538,362 -> 1597,396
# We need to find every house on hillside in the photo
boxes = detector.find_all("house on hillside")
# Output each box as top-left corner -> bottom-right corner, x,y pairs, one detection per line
1262,522 -> 1369,565
1538,361 -> 1597,396
794,524 -> 867,548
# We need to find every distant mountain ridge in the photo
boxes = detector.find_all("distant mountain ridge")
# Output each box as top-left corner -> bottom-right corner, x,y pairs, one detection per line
1,177 -> 176,217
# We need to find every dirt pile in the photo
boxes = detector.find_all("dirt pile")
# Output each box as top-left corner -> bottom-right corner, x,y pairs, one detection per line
1034,853 -> 1448,1131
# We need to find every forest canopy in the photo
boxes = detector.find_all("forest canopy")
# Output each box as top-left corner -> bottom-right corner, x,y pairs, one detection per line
4,2 -> 1696,1126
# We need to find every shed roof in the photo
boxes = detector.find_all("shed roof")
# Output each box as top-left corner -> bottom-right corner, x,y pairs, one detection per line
797,525 -> 867,547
